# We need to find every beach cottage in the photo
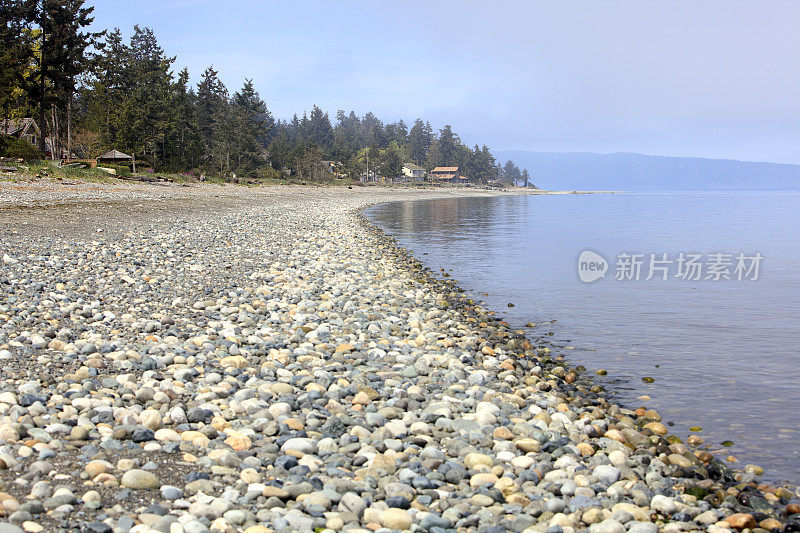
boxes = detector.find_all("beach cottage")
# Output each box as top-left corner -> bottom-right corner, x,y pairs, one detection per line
429,166 -> 460,183
402,163 -> 426,180
1,118 -> 41,148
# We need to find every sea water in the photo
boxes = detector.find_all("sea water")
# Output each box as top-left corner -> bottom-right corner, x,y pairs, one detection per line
367,192 -> 800,484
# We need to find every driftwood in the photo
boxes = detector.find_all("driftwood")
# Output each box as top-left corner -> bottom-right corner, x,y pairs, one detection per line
116,174 -> 174,184
0,166 -> 18,173
62,161 -> 90,169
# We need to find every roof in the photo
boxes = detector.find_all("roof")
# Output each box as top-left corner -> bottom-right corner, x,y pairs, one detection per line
434,174 -> 457,180
98,149 -> 132,160
1,118 -> 37,136
431,166 -> 459,173
403,163 -> 425,171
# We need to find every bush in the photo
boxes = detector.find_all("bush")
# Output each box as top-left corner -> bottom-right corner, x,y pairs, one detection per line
250,166 -> 284,181
0,135 -> 44,160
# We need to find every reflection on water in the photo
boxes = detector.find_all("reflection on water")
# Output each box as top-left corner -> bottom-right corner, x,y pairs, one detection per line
368,192 -> 800,485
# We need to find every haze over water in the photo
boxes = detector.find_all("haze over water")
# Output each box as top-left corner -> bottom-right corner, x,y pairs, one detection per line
367,192 -> 800,485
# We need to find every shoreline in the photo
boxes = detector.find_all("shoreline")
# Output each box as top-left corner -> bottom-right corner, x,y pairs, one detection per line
0,181 -> 796,532
357,201 -> 798,484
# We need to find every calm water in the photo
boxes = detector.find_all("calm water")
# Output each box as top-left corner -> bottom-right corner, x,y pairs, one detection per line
367,192 -> 800,485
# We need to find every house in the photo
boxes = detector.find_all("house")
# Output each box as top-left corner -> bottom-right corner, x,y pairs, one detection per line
97,149 -> 133,166
2,118 -> 41,148
429,166 -> 460,182
2,118 -> 75,158
402,163 -> 426,180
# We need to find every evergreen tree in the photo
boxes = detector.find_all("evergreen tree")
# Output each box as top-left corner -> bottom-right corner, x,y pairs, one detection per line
361,112 -> 382,145
333,110 -> 361,163
473,145 -> 496,183
118,25 -> 174,164
0,0 -> 36,122
20,0 -> 102,155
408,119 -> 431,165
369,123 -> 388,150
81,28 -> 128,146
307,104 -> 333,154
232,79 -> 272,170
196,65 -> 229,170
393,119 -> 408,146
380,140 -> 403,180
287,114 -> 301,144
502,160 -> 521,184
522,169 -> 531,187
435,125 -> 459,166
168,67 -> 201,169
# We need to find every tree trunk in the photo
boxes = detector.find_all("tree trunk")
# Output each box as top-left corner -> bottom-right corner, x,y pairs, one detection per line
50,105 -> 58,160
38,0 -> 47,155
67,91 -> 72,159
38,83 -> 46,155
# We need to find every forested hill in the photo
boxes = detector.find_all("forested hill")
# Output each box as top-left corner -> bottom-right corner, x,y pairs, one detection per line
495,150 -> 800,192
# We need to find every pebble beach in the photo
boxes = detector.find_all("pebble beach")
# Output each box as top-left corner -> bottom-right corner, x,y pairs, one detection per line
0,180 -> 797,533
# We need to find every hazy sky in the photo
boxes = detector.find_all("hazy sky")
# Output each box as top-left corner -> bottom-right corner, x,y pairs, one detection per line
90,1 -> 800,164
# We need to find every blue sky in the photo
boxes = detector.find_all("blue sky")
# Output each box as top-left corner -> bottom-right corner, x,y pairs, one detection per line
90,1 -> 800,164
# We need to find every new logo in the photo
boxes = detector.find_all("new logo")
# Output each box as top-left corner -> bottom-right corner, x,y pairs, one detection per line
578,250 -> 608,283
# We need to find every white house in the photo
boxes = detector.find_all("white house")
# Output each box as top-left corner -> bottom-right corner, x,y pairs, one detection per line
402,163 -> 426,180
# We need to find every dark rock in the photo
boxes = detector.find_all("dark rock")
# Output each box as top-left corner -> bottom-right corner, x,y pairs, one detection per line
131,429 -> 154,442
187,407 -> 213,424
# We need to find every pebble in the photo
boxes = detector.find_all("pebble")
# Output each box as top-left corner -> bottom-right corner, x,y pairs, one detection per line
0,185 -> 792,532
121,470 -> 160,490
380,508 -> 413,530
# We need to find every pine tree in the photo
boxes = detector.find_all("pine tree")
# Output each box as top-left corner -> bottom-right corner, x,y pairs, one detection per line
307,105 -> 333,154
232,79 -> 272,171
522,169 -> 531,188
168,67 -> 201,169
196,65 -> 229,170
502,160 -> 521,184
408,119 -> 431,165
436,125 -> 459,166
119,25 -> 175,164
333,110 -> 361,163
393,119 -> 408,146
0,0 -> 36,123
81,28 -> 129,147
380,140 -> 403,180
20,0 -> 102,155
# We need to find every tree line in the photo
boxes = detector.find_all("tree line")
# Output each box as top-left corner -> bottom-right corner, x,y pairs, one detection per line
1,0 -> 533,185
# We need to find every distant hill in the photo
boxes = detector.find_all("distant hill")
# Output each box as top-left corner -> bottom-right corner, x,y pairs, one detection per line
495,150 -> 800,192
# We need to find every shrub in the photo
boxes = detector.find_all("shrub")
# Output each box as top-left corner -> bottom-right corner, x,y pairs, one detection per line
0,135 -> 44,160
101,164 -> 132,177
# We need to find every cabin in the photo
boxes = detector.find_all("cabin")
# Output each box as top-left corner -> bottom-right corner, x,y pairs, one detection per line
429,166 -> 461,183
402,163 -> 426,180
2,118 -> 41,148
2,118 -> 76,158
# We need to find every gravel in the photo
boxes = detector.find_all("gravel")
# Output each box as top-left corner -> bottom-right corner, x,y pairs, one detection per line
0,180 -> 796,532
